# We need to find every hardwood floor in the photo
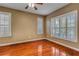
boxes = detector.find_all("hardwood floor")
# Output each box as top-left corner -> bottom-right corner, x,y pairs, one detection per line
0,39 -> 79,56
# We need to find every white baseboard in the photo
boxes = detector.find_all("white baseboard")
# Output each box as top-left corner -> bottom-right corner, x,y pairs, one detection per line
46,38 -> 79,52
0,38 -> 46,47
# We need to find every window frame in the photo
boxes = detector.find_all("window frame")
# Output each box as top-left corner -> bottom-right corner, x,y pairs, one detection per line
0,12 -> 11,37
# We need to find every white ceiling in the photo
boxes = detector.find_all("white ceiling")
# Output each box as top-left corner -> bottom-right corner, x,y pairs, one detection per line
0,3 -> 68,15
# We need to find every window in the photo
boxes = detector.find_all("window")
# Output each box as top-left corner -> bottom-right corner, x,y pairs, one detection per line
51,18 -> 54,36
60,15 -> 66,39
46,17 -> 51,35
54,17 -> 60,37
66,11 -> 77,42
0,12 -> 11,37
37,16 -> 43,34
50,10 -> 77,42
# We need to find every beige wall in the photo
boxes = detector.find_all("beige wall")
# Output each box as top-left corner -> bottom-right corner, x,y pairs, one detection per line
46,4 -> 79,40
0,6 -> 45,43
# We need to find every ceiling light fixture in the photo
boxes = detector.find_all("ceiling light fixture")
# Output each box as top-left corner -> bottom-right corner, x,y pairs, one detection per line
25,3 -> 37,10
28,3 -> 35,8
25,3 -> 43,10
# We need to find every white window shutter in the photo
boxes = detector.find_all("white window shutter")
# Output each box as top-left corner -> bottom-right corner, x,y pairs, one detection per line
37,16 -> 43,34
0,12 -> 11,37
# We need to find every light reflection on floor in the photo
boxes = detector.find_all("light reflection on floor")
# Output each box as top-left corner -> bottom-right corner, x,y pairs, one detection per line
38,45 -> 43,56
37,45 -> 68,56
51,47 -> 67,56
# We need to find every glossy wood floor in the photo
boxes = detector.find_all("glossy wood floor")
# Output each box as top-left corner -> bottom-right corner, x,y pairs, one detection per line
0,39 -> 79,56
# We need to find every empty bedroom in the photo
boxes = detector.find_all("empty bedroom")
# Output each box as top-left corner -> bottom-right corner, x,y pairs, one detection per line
0,3 -> 79,56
